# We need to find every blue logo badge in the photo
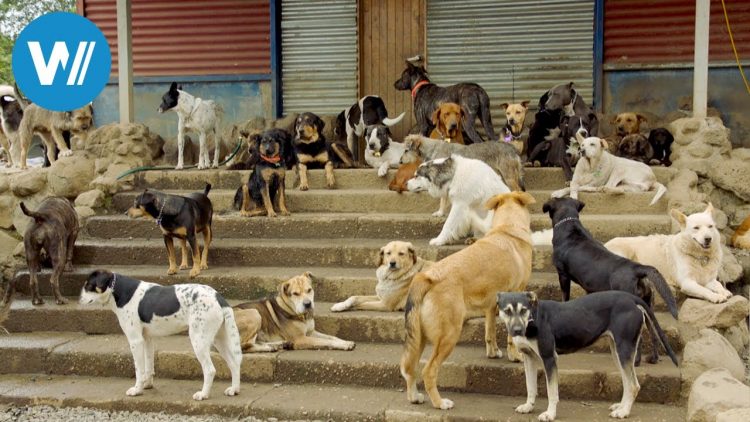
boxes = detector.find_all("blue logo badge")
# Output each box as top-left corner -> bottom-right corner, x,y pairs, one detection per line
12,12 -> 111,112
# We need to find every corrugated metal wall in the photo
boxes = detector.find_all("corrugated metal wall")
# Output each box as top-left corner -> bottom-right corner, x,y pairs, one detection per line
605,0 -> 750,65
281,0 -> 358,115
427,0 -> 594,131
82,0 -> 271,77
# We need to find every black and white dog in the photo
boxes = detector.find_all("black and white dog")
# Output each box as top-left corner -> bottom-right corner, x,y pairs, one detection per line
79,270 -> 242,401
498,291 -> 678,421
363,123 -> 406,177
334,95 -> 405,158
158,82 -> 224,170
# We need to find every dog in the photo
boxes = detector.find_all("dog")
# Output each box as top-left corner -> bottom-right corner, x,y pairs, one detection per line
647,128 -> 674,166
526,108 -> 563,166
1,198 -> 78,306
233,272 -> 356,352
394,60 -> 496,143
334,95 -> 405,157
400,192 -> 536,409
364,123 -> 406,177
232,129 -> 291,218
500,101 -> 530,154
606,203 -> 731,303
551,135 -> 667,205
612,112 -> 646,137
79,270 -> 242,401
429,102 -> 464,144
733,213 -> 750,250
401,134 -> 524,192
498,291 -> 678,421
543,197 -> 679,364
617,133 -> 654,163
541,82 -> 599,134
158,82 -> 223,170
388,159 -> 421,193
407,155 -> 511,245
127,185 -> 213,278
0,95 -> 22,167
293,112 -> 353,190
331,241 -> 433,312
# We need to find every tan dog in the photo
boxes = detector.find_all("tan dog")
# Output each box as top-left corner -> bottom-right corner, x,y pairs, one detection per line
388,159 -> 421,193
429,102 -> 464,144
500,101 -> 530,155
612,112 -> 646,137
401,192 -> 535,410
233,272 -> 356,352
732,214 -> 750,249
331,241 -> 433,312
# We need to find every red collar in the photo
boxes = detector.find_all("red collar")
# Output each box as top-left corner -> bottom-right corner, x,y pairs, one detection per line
411,80 -> 430,100
261,154 -> 281,164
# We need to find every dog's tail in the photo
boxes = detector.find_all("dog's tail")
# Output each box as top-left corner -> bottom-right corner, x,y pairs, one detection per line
637,265 -> 678,318
219,303 -> 244,367
203,183 -> 212,196
636,302 -> 679,367
12,83 -> 28,111
403,272 -> 436,354
383,112 -> 406,127
649,182 -> 667,206
19,202 -> 46,223
0,84 -> 14,99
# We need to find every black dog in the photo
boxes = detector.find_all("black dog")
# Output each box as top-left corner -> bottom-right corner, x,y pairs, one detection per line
526,109 -> 562,167
394,61 -> 496,143
498,291 -> 678,421
294,112 -> 354,191
543,197 -> 678,365
127,184 -> 213,278
232,128 -> 291,218
647,128 -> 673,166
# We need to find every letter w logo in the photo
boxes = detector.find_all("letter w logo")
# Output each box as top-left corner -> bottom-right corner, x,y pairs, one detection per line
27,41 -> 96,86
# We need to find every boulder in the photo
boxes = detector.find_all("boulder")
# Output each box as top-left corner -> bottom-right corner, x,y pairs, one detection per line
719,247 -> 744,284
687,368 -> 750,422
0,195 -> 16,229
85,123 -> 164,167
74,206 -> 95,221
0,176 -> 9,194
717,408 -> 750,422
709,158 -> 750,202
730,148 -> 750,162
679,296 -> 750,330
10,169 -> 47,197
682,329 -> 745,384
722,322 -> 749,355
11,195 -> 44,235
74,189 -> 105,209
0,230 -> 20,262
47,156 -> 95,198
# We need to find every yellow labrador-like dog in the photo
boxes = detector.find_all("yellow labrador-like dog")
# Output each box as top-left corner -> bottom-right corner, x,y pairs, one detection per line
330,241 -> 433,312
605,203 -> 731,303
233,272 -> 356,352
401,191 -> 535,410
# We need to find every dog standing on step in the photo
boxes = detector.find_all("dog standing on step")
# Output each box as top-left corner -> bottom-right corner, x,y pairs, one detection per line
158,82 -> 223,170
127,185 -> 213,278
498,291 -> 678,421
334,95 -> 405,158
80,270 -> 242,401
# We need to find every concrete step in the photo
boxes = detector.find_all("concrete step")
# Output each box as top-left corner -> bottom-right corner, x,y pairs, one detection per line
0,333 -> 681,403
0,374 -> 686,421
83,213 -> 671,241
112,188 -> 669,215
3,298 -> 683,353
133,167 -> 674,191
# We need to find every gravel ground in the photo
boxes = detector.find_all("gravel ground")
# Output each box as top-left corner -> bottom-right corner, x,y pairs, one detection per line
0,405 -> 317,422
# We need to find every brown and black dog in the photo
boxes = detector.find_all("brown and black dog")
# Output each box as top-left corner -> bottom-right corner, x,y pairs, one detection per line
618,133 -> 654,163
127,185 -> 213,278
2,197 -> 78,306
293,112 -> 354,191
429,102 -> 464,144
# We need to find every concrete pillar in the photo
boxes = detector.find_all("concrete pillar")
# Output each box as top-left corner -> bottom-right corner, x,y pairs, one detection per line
116,0 -> 133,124
693,0 -> 709,119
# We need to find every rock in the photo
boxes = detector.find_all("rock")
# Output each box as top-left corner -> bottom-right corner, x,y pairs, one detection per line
717,408 -> 750,422
682,329 -> 745,384
13,242 -> 24,257
679,296 -> 750,330
75,189 -> 105,209
730,148 -> 750,161
47,156 -> 95,198
0,230 -> 20,262
10,169 -> 47,197
11,195 -> 44,235
0,195 -> 16,229
687,368 -> 750,422
709,158 -> 750,202
722,322 -> 749,355
74,206 -> 95,221
85,123 -> 164,165
0,176 -> 8,194
719,247 -> 744,284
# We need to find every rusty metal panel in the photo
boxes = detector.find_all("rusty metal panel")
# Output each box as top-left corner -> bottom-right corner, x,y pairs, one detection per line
604,0 -> 750,66
281,0 -> 358,115
427,0 -> 594,133
83,0 -> 271,77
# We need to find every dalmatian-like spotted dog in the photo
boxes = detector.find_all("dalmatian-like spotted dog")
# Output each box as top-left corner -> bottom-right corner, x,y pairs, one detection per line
79,270 -> 242,401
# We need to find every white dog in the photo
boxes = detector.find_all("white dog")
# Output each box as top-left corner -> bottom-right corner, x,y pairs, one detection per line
605,203 -> 731,303
551,135 -> 667,205
407,155 -> 510,246
364,124 -> 406,177
79,270 -> 242,400
158,82 -> 224,170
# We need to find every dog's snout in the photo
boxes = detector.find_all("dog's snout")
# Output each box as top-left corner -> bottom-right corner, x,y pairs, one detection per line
508,118 -> 516,126
704,237 -> 712,245
303,299 -> 312,309
368,143 -> 376,149
389,261 -> 397,269
511,326 -> 524,336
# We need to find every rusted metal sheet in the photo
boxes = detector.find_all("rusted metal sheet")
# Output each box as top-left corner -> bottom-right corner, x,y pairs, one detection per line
82,0 -> 271,77
605,0 -> 750,65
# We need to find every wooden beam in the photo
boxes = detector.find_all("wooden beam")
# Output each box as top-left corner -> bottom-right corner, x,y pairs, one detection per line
116,0 -> 133,124
693,0 -> 709,119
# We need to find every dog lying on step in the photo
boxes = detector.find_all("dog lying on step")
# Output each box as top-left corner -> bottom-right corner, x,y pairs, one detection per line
80,270 -> 242,401
498,291 -> 678,421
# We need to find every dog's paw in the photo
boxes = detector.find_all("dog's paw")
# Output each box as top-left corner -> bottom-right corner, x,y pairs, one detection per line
341,341 -> 356,351
706,292 -> 726,303
200,263 -> 208,270
192,391 -> 209,401
167,267 -> 178,275
515,403 -> 534,414
279,210 -> 291,217
55,297 -> 68,305
330,302 -> 349,312
609,403 -> 621,411
429,237 -> 445,246
377,167 -> 388,177
64,263 -> 74,272
180,263 -> 189,270
721,289 -> 734,300
267,211 -> 277,218
60,149 -> 73,157
32,297 -> 44,306
486,344 -> 500,359
436,398 -> 454,410
189,268 -> 200,278
126,386 -> 143,397
175,164 -> 184,170
609,406 -> 630,419
432,210 -> 445,218
409,393 -> 425,404
298,184 -> 309,191
224,386 -> 239,396
142,377 -> 154,389
538,411 -> 556,421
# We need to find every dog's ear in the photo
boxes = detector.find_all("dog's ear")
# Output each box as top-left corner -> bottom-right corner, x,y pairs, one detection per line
670,208 -> 687,228
431,107 -> 441,126
169,82 -> 178,91
499,103 -> 509,111
303,271 -> 314,280
636,113 -> 647,123
378,246 -> 385,266
407,242 -> 417,265
314,115 -> 325,134
599,138 -> 609,151
520,100 -> 530,109
575,199 -> 585,212
240,129 -> 249,138
610,115 -> 619,125
279,280 -> 291,296
568,81 -> 575,90
485,194 -> 505,211
159,194 -> 186,216
542,200 -> 553,216
513,192 -> 537,207
526,291 -> 538,308
705,202 -> 715,218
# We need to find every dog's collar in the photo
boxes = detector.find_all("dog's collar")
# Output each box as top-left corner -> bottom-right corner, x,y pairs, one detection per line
271,297 -> 309,322
110,273 -> 117,291
411,80 -> 430,100
553,216 -> 579,229
261,154 -> 282,167
155,200 -> 166,227
503,126 -> 522,143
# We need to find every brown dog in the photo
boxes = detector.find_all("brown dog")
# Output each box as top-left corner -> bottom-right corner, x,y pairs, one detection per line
612,112 -> 646,137
500,101 -> 530,155
429,102 -> 464,144
732,214 -> 750,249
233,272 -> 356,352
388,159 -> 422,193
617,133 -> 654,163
400,192 -> 535,409
3,198 -> 79,305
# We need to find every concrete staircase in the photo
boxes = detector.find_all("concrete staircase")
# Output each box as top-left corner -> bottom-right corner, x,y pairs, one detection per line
0,167 -> 687,421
